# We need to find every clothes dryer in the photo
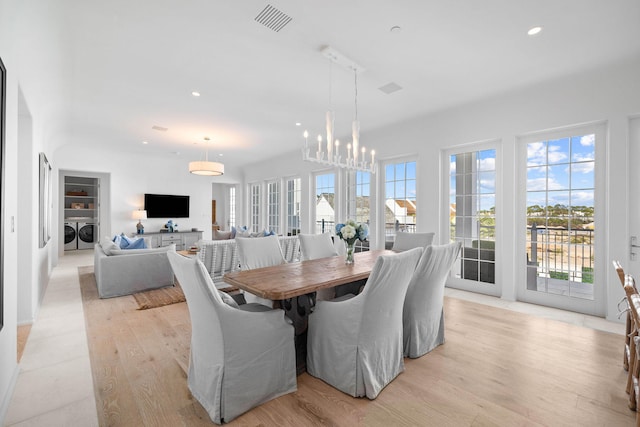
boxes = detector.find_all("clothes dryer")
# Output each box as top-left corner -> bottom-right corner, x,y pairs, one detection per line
64,222 -> 77,250
77,222 -> 96,249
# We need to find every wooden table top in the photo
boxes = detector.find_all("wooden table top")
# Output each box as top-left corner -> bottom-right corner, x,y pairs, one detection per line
223,249 -> 391,300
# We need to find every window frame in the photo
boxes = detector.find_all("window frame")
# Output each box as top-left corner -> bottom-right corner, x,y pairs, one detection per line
516,121 -> 606,316
314,170 -> 336,234
442,141 -> 502,297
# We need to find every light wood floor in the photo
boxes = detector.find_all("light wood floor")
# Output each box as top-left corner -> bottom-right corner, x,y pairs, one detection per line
79,272 -> 635,426
16,324 -> 32,362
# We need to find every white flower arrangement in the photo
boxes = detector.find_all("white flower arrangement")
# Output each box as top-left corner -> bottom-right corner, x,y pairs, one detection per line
335,220 -> 369,245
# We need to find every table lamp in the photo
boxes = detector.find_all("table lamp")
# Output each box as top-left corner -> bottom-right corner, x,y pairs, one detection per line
132,209 -> 147,234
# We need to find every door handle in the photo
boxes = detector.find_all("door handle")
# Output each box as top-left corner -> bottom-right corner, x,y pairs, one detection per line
631,236 -> 640,260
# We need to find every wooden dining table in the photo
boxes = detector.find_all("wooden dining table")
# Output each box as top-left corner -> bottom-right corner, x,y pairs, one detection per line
223,249 -> 392,373
223,249 -> 391,300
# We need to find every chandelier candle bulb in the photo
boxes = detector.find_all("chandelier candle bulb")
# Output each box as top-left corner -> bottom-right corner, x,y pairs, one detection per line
352,120 -> 360,165
326,110 -> 334,159
317,135 -> 323,159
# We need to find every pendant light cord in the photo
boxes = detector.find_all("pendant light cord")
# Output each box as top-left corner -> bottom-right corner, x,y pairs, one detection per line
328,59 -> 333,109
354,69 -> 358,121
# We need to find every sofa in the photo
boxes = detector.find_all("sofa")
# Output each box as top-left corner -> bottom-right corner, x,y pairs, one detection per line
94,237 -> 176,298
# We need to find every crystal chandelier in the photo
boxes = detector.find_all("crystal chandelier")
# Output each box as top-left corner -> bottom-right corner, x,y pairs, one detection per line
302,47 -> 376,174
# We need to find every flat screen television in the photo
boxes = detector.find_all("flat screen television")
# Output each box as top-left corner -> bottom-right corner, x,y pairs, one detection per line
144,193 -> 190,218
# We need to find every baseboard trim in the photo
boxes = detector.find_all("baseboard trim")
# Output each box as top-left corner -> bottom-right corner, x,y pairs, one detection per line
0,364 -> 20,425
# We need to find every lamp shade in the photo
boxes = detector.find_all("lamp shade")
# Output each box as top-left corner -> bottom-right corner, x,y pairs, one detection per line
189,160 -> 225,176
132,210 -> 147,220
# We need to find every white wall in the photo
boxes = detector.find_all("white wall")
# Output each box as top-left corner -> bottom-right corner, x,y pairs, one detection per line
0,0 -> 71,419
52,144 -> 243,244
241,58 -> 640,322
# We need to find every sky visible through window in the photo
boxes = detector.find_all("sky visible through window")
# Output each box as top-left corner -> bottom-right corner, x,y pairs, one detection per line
449,150 -> 496,209
526,135 -> 595,210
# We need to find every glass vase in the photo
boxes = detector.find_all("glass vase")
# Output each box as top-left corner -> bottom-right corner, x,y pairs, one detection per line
345,241 -> 355,265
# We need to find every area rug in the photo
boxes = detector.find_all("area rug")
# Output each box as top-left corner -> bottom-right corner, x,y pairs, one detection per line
77,266 -> 185,310
131,282 -> 185,310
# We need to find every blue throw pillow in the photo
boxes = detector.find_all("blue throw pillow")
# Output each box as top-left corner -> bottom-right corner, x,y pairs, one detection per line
230,226 -> 237,239
124,238 -> 147,250
113,234 -> 125,248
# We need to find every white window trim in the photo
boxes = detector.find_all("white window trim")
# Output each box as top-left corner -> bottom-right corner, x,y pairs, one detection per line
313,169 -> 338,234
441,140 -> 502,297
379,155 -> 419,250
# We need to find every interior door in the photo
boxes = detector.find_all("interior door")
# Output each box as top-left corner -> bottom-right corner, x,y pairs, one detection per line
628,117 -> 640,277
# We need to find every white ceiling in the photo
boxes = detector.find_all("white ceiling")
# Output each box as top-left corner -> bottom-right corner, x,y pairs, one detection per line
60,0 -> 640,170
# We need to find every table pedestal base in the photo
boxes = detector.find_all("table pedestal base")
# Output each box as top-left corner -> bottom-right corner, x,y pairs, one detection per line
277,293 -> 316,375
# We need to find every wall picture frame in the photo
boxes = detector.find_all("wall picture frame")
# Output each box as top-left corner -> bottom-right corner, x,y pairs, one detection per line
0,56 -> 6,331
39,152 -> 51,248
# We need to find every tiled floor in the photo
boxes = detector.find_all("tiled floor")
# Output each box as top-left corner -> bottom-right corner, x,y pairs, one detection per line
5,250 -> 98,426
3,250 -> 625,425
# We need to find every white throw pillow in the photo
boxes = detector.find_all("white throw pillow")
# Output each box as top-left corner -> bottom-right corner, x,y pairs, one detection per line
100,236 -> 119,255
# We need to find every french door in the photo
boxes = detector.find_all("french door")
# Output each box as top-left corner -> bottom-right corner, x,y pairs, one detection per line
443,143 -> 500,297
518,122 -> 606,316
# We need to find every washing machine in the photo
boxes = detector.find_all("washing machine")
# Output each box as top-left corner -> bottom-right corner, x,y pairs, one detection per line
64,222 -> 77,251
77,222 -> 96,249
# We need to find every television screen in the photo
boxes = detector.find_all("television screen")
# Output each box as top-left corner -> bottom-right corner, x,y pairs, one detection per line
144,193 -> 190,218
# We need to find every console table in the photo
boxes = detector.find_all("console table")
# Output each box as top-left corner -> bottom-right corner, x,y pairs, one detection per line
134,230 -> 203,251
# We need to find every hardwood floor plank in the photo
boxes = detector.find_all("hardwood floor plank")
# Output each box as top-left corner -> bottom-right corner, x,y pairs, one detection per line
79,268 -> 635,426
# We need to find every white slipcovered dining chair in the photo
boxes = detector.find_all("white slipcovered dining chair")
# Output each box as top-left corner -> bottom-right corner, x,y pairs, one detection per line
298,233 -> 339,300
403,242 -> 461,358
298,232 -> 338,261
166,251 -> 296,424
306,248 -> 423,399
236,235 -> 287,305
391,231 -> 435,252
236,234 -> 286,269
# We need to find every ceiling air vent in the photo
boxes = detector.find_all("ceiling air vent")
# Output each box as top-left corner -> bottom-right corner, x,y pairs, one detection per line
255,4 -> 292,32
378,82 -> 403,95
152,125 -> 168,132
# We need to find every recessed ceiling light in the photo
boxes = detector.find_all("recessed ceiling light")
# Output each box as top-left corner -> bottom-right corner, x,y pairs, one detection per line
191,91 -> 201,97
390,25 -> 402,34
295,122 -> 301,126
218,153 -> 223,157
142,140 -> 148,144
527,26 -> 542,36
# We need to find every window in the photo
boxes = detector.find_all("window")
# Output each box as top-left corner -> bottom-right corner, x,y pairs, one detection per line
228,186 -> 236,228
315,173 -> 335,234
250,184 -> 260,233
267,180 -> 280,234
450,149 -> 497,285
384,161 -> 416,245
286,177 -> 301,236
526,134 -> 595,300
355,171 -> 370,225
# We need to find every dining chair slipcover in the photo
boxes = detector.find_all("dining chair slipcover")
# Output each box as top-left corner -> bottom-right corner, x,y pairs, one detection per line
236,235 -> 287,305
391,231 -> 435,252
306,248 -> 423,399
236,234 -> 286,269
298,233 -> 338,261
167,252 -> 296,424
298,233 -> 339,300
403,241 -> 462,358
